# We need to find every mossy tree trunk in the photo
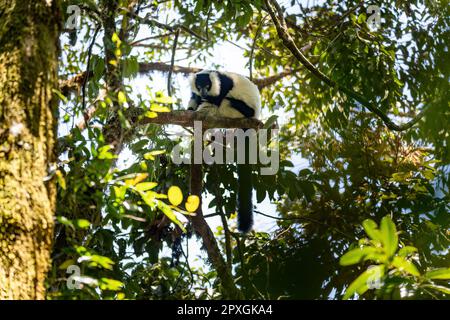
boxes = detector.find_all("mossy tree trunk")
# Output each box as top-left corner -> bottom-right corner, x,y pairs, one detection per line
0,0 -> 60,299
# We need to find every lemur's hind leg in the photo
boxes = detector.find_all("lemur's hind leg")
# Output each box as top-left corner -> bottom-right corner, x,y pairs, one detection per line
195,101 -> 220,116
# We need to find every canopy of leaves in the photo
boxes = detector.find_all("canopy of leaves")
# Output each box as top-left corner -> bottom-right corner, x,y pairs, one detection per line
48,0 -> 449,300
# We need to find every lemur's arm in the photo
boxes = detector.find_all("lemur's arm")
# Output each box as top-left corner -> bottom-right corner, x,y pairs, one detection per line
187,92 -> 202,111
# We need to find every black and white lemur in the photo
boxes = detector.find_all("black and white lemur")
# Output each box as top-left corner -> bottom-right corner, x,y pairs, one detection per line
188,70 -> 261,232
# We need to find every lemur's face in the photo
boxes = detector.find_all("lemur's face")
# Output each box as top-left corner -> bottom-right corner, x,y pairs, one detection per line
195,73 -> 212,98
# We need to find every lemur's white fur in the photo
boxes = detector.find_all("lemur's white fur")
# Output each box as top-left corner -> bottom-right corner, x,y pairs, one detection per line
189,70 -> 261,119
221,71 -> 261,119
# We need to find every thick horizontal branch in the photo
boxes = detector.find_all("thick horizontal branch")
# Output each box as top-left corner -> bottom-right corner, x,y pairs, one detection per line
58,110 -> 265,155
138,110 -> 264,129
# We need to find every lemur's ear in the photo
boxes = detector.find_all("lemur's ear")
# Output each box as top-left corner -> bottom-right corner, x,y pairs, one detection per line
209,72 -> 221,97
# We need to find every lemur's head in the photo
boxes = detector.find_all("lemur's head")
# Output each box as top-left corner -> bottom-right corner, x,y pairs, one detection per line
191,70 -> 221,98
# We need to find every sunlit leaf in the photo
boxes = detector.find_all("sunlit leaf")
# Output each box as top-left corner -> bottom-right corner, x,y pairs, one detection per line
56,170 -> 66,190
144,149 -> 165,160
157,200 -> 186,232
425,268 -> 450,280
126,173 -> 148,186
135,182 -> 158,192
362,219 -> 382,242
113,185 -> 126,201
99,278 -> 123,291
118,91 -> 127,105
185,195 -> 200,213
380,215 -> 398,257
144,111 -> 158,118
398,246 -> 418,257
150,104 -> 171,112
423,284 -> 450,295
340,247 -> 380,266
168,186 -> 183,206
154,96 -> 176,104
392,256 -> 420,277
343,265 -> 384,300
58,259 -> 76,270
74,219 -> 91,229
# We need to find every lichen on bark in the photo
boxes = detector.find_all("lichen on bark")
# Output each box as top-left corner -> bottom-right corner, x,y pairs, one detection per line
0,0 -> 60,299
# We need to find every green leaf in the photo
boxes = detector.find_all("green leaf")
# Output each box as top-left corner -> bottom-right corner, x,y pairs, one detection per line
99,278 -> 124,291
55,170 -> 66,190
380,215 -> 398,257
357,13 -> 366,24
58,259 -> 76,270
52,88 -> 68,103
398,246 -> 418,257
140,191 -> 156,209
194,0 -> 204,15
144,111 -> 158,118
87,255 -> 115,270
362,219 -> 382,241
144,149 -> 166,160
423,284 -> 450,295
154,96 -> 176,104
157,200 -> 186,232
93,56 -> 105,80
391,171 -> 411,183
113,185 -> 127,201
263,115 -> 278,129
343,265 -> 384,300
98,145 -> 117,160
340,247 -> 379,266
425,268 -> 450,280
168,186 -> 183,206
74,219 -> 91,229
150,104 -> 171,112
123,56 -> 139,78
118,91 -> 127,105
111,32 -> 121,45
392,256 -> 420,277
135,182 -> 158,192
56,216 -> 74,230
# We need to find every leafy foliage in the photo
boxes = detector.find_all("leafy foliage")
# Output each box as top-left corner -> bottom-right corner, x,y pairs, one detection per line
47,0 -> 449,300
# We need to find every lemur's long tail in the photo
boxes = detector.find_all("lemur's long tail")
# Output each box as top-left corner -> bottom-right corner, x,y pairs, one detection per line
237,129 -> 253,233
237,164 -> 253,232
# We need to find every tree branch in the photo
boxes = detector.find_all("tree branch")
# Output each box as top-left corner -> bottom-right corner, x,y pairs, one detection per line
189,158 -> 242,299
58,110 -> 265,155
264,0 -> 427,132
82,25 -> 101,111
61,62 -> 297,94
167,29 -> 180,96
139,110 -> 264,129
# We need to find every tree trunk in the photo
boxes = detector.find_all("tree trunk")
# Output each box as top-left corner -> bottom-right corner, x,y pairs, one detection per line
0,0 -> 60,299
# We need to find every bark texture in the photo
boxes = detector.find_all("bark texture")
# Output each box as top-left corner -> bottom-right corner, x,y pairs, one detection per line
0,0 -> 60,299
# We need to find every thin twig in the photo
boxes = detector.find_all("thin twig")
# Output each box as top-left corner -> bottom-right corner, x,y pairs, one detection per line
82,25 -> 101,111
254,209 -> 355,240
129,32 -> 175,45
249,15 -> 268,81
167,29 -> 180,96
